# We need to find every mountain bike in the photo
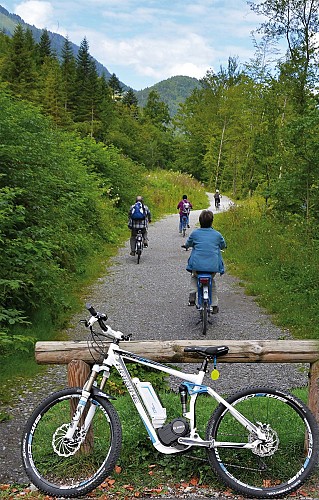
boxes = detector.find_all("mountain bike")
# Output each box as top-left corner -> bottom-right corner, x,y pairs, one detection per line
135,230 -> 143,264
21,304 -> 319,499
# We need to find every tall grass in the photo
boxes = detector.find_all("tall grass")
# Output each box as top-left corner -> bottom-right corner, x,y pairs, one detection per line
217,197 -> 319,340
145,170 -> 208,218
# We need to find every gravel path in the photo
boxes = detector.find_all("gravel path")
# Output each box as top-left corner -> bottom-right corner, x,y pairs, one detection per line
0,193 -> 309,494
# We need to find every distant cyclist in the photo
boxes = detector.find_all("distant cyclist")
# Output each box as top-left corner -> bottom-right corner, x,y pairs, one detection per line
184,210 -> 226,313
128,196 -> 151,256
214,189 -> 221,208
177,194 -> 193,233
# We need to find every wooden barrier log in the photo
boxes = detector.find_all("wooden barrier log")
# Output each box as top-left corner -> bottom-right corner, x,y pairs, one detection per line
35,339 -> 319,365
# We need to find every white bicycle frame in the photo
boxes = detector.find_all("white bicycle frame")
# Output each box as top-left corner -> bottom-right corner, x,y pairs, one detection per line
65,320 -> 267,454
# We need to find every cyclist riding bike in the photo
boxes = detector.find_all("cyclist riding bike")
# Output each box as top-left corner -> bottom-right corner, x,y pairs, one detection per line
128,196 -> 151,256
177,194 -> 192,233
214,189 -> 221,208
184,210 -> 226,313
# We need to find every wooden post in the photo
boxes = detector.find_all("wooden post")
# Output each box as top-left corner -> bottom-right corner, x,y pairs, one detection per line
308,360 -> 319,422
67,359 -> 91,388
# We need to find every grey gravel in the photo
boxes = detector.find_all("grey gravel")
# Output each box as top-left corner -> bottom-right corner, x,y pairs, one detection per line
0,193 -> 312,497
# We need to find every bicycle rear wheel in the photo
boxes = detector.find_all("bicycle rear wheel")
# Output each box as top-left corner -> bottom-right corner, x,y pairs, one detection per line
21,388 -> 122,498
135,239 -> 142,264
137,248 -> 141,263
206,386 -> 319,498
201,302 -> 208,335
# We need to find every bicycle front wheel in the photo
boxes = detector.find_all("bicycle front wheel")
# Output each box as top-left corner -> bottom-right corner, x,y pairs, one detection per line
21,388 -> 122,498
206,386 -> 319,498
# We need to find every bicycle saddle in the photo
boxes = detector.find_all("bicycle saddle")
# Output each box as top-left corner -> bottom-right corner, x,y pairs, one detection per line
184,346 -> 229,358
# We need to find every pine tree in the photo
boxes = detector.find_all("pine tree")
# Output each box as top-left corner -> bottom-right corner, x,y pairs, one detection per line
37,28 -> 52,65
108,73 -> 123,100
61,36 -> 77,114
122,88 -> 138,107
74,37 -> 99,133
3,24 -> 37,99
38,57 -> 70,126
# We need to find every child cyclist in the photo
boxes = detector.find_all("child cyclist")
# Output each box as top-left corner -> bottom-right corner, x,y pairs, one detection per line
177,194 -> 193,232
183,210 -> 226,313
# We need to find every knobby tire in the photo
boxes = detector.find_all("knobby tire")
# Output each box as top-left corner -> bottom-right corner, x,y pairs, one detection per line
21,388 -> 122,498
201,301 -> 208,335
205,386 -> 319,498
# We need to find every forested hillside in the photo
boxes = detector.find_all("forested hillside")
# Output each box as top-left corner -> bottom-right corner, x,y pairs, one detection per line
135,76 -> 200,116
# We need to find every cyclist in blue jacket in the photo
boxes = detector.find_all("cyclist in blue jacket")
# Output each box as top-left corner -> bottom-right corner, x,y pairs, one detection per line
184,210 -> 226,313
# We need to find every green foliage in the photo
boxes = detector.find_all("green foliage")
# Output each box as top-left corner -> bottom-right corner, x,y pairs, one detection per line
0,331 -> 34,357
113,391 -> 218,474
0,90 -> 138,336
217,198 -> 319,339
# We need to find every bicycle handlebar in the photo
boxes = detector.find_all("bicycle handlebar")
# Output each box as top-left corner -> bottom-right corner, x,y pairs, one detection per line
85,303 -> 131,341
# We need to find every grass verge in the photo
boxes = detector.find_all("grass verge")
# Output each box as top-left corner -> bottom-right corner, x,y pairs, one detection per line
216,197 -> 319,340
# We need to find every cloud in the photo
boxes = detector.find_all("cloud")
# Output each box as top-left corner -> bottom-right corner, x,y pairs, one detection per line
83,30 -> 216,81
13,0 -> 54,28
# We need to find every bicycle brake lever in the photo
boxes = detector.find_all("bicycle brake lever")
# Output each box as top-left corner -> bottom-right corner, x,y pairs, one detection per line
123,334 -> 132,341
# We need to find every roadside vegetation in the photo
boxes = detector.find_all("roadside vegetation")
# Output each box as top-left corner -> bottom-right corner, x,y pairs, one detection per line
216,197 -> 319,340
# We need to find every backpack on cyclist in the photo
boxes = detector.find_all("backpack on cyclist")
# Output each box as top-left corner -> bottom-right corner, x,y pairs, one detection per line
131,201 -> 145,220
182,201 -> 190,214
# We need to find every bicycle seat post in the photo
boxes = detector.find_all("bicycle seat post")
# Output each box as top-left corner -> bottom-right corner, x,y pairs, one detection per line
199,357 -> 209,373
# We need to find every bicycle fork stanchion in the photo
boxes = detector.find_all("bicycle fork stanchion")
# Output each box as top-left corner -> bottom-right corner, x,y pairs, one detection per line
63,366 -> 101,450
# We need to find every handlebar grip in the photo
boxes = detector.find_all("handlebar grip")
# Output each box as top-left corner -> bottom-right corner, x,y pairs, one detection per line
86,303 -> 97,316
98,318 -> 108,332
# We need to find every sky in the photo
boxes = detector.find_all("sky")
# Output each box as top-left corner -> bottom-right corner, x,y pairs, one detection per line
1,0 -> 264,90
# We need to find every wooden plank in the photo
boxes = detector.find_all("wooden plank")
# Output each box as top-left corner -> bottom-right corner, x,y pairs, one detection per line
35,339 -> 319,365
